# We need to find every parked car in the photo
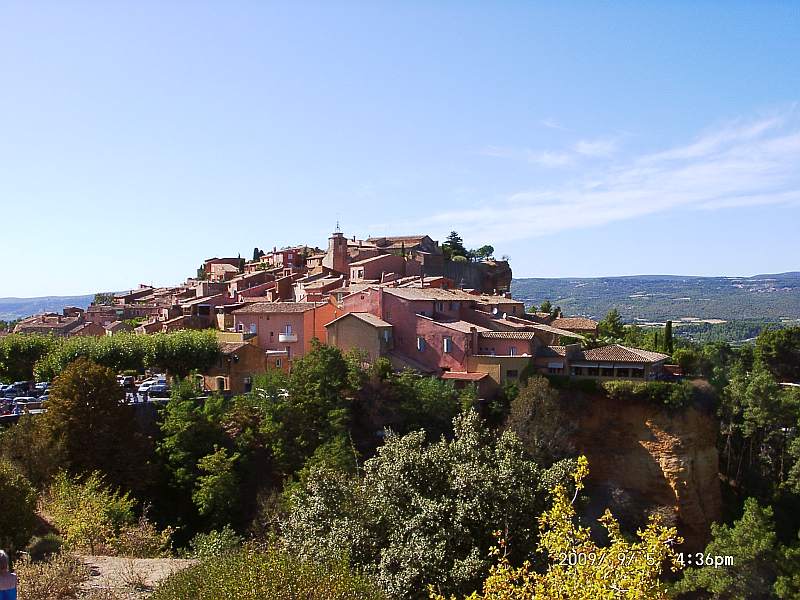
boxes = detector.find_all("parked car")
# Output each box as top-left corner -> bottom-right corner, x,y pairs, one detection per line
147,383 -> 170,398
137,379 -> 157,395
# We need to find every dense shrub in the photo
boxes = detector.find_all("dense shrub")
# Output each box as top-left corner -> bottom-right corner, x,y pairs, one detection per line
188,525 -> 242,559
111,513 -> 174,558
283,410 -> 573,599
602,380 -> 695,410
43,471 -> 135,554
151,546 -> 387,600
24,534 -> 63,561
15,552 -> 89,600
0,458 -> 37,552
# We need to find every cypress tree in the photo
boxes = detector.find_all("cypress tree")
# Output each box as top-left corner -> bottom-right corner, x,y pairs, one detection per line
665,320 -> 674,354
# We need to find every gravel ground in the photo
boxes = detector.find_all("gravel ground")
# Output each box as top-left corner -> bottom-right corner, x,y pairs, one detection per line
78,555 -> 197,599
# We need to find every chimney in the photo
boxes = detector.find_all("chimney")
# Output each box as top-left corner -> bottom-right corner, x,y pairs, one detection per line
469,326 -> 478,354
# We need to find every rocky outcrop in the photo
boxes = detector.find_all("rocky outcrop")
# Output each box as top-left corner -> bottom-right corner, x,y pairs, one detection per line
563,388 -> 721,550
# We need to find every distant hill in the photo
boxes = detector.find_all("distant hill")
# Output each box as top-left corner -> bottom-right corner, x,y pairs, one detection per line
511,272 -> 800,322
0,294 -> 95,322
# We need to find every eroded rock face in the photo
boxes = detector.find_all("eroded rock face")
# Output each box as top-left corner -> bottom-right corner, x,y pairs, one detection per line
565,392 -> 721,550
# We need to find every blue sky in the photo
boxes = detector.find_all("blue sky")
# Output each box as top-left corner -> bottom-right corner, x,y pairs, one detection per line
1,1 -> 799,297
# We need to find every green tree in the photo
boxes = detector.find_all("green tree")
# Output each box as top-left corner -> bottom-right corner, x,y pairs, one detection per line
673,347 -> 699,376
150,330 -> 220,378
438,457 -> 681,600
473,245 -> 495,261
0,459 -> 37,552
262,341 -> 352,476
93,292 -> 115,306
40,358 -> 151,490
283,410 -> 573,599
598,308 -> 625,340
443,231 -> 467,260
756,327 -> 800,382
674,497 -> 778,599
0,333 -> 56,382
505,377 -> 574,466
192,446 -> 241,529
665,320 -> 674,354
539,300 -> 553,314
157,380 -> 228,491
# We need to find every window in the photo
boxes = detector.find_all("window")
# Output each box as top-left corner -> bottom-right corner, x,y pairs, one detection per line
285,324 -> 293,335
275,358 -> 282,368
509,346 -> 517,356
506,369 -> 519,379
436,302 -> 444,312
616,367 -> 630,377
417,336 -> 426,351
249,323 -> 257,334
270,331 -> 274,338
443,336 -> 453,353
601,367 -> 615,377
244,377 -> 252,393
383,329 -> 391,343
237,323 -> 244,332
216,377 -> 226,391
630,368 -> 644,378
548,366 -> 563,374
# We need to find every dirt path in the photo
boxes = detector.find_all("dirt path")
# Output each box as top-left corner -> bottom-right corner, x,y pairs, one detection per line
78,555 -> 196,598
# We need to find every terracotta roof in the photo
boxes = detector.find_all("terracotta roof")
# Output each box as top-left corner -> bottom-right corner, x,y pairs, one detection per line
325,312 -> 392,328
530,323 -> 586,338
578,345 -> 669,363
219,341 -> 250,354
382,287 -> 478,302
232,302 -> 318,314
348,254 -> 396,266
330,283 -> 374,295
476,295 -> 523,304
441,371 -> 489,381
433,320 -> 491,334
551,317 -> 598,330
479,331 -> 537,340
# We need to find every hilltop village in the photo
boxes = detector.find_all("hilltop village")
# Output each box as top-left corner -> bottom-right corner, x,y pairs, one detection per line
12,230 -> 671,396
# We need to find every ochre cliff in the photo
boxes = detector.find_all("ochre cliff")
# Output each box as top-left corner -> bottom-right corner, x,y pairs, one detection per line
563,391 -> 721,550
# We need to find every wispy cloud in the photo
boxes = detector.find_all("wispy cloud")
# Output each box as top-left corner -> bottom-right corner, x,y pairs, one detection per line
481,135 -> 620,167
574,138 -> 618,157
526,150 -> 574,167
540,118 -> 567,131
431,111 -> 800,242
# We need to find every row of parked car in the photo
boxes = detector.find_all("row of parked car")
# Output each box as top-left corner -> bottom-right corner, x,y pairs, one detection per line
1,381 -> 49,399
116,374 -> 170,400
0,382 -> 48,416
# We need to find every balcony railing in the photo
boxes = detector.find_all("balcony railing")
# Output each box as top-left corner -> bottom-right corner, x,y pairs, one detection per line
278,332 -> 298,343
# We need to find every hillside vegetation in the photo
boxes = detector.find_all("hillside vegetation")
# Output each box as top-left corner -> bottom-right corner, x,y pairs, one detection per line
512,272 -> 800,321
